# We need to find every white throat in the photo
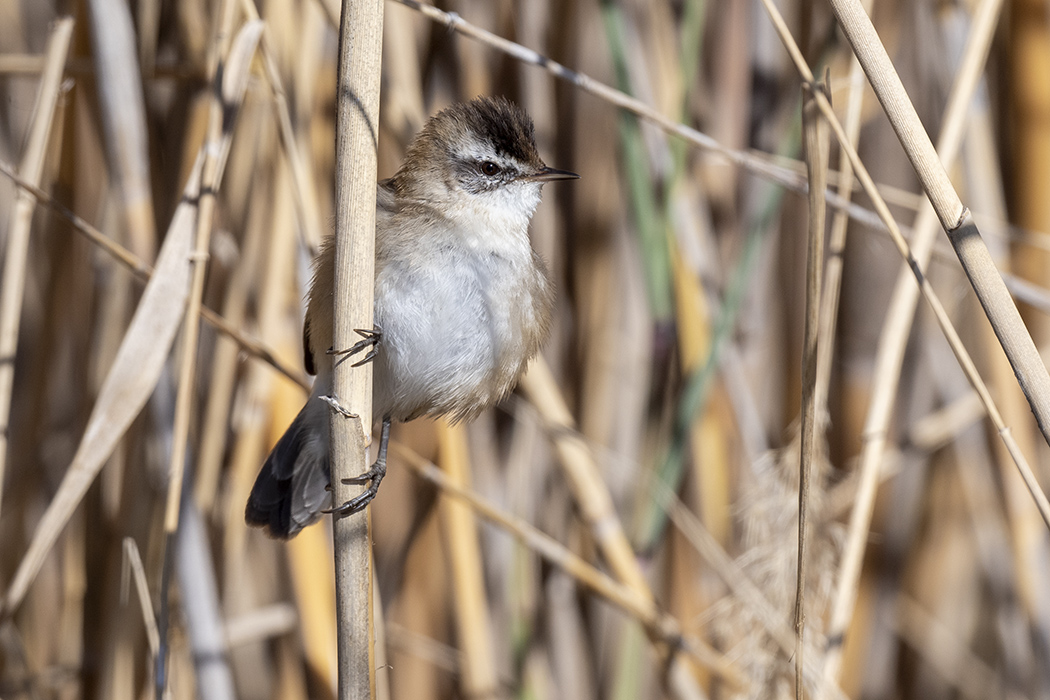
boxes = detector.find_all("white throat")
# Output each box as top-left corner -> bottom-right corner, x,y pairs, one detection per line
448,184 -> 541,256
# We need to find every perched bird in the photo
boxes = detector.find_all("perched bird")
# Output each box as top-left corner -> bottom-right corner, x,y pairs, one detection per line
246,96 -> 578,538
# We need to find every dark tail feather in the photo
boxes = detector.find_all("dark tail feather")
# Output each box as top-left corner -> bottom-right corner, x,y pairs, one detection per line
246,397 -> 330,538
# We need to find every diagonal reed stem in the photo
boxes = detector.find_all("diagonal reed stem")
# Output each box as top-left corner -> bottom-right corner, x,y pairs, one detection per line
824,0 -> 1050,450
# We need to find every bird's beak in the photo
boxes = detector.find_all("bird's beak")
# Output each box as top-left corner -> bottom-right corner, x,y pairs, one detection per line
522,166 -> 580,182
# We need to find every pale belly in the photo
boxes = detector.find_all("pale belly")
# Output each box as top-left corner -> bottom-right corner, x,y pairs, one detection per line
370,252 -> 543,422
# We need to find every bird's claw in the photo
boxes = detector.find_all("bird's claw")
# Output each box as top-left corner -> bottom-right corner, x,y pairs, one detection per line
322,460 -> 386,516
328,326 -> 383,367
323,416 -> 391,518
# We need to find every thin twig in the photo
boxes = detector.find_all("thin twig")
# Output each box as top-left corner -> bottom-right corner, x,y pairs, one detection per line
164,0 -> 238,537
826,0 -> 1050,449
751,0 -> 1050,690
759,0 -> 1050,519
158,13 -> 251,698
194,182 -> 279,511
392,0 -> 893,240
814,0 -> 874,431
652,483 -> 849,700
0,19 -> 262,633
799,0 -> 1010,691
519,358 -> 710,700
395,0 -> 1050,286
392,442 -> 750,691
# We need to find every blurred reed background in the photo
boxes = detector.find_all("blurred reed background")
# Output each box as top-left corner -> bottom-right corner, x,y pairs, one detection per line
2,0 -> 1050,698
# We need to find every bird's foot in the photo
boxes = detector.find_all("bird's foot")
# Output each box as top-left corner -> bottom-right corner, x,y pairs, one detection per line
323,459 -> 386,516
328,325 -> 383,367
323,416 -> 392,518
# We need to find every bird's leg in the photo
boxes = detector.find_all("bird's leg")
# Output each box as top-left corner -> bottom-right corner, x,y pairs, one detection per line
325,415 -> 391,517
328,325 -> 383,367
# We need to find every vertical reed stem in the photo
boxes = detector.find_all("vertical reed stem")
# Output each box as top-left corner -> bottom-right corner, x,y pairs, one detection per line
0,18 -> 73,530
796,81 -> 829,700
331,0 -> 384,696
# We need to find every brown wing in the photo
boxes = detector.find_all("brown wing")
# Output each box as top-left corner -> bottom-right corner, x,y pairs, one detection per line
300,179 -> 396,379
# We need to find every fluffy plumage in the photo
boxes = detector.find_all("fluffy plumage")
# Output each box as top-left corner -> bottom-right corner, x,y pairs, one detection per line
246,97 -> 573,538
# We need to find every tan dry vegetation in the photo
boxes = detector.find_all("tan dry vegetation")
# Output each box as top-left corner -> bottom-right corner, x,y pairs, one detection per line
1,0 -> 1049,699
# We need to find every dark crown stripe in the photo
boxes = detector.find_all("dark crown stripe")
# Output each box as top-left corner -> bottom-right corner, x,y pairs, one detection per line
445,96 -> 540,165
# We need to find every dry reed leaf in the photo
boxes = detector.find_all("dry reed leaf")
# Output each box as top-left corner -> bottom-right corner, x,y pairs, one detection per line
1,172 -> 194,617
0,20 -> 264,619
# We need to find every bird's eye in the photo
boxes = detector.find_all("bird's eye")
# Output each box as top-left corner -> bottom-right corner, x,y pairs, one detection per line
480,161 -> 501,176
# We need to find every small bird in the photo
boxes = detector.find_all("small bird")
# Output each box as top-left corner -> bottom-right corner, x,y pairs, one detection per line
246,96 -> 578,538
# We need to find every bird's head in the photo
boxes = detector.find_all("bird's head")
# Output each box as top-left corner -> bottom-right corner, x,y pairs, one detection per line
392,96 -> 578,227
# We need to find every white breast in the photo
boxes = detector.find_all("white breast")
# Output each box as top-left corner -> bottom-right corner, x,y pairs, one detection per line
371,212 -> 546,422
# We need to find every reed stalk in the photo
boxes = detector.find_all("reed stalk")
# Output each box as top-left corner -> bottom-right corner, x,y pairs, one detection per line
0,17 -> 73,530
330,0 -> 384,695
